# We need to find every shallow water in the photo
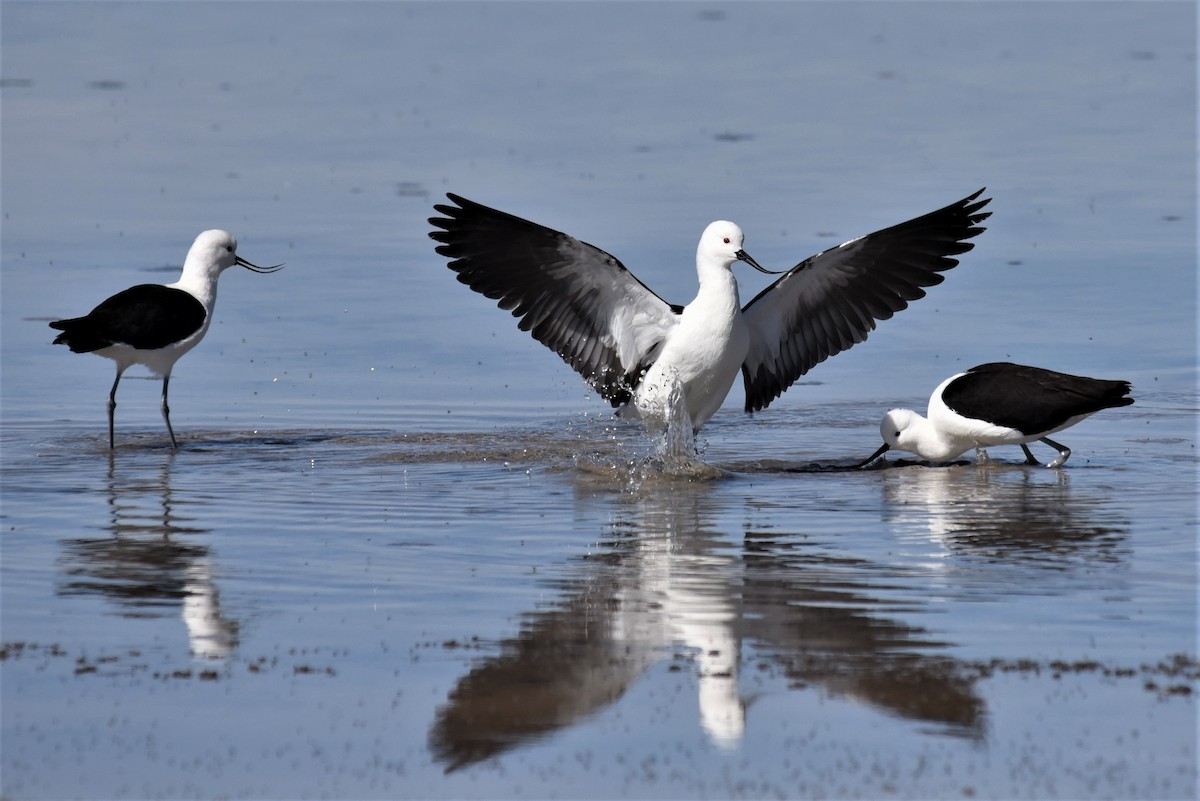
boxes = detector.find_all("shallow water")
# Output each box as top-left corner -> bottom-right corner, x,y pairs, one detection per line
4,400 -> 1196,798
2,2 -> 1197,799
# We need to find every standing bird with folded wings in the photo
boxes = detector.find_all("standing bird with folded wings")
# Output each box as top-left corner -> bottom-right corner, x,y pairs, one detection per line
49,229 -> 283,449
429,190 -> 990,435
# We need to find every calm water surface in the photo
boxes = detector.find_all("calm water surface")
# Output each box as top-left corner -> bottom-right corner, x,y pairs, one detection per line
2,3 -> 1196,799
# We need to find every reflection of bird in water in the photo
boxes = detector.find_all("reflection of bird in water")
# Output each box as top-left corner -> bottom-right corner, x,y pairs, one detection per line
739,532 -> 985,737
56,454 -> 238,660
426,575 -> 653,772
878,464 -> 1129,567
430,480 -> 989,771
181,555 -> 238,660
429,483 -> 744,772
609,495 -> 745,748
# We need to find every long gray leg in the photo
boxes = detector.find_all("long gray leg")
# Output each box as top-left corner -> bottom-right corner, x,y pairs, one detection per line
108,368 -> 125,449
1040,436 -> 1070,468
1020,443 -> 1040,465
161,374 -> 178,449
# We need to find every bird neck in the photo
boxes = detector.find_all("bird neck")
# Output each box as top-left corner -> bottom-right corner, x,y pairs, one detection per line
694,257 -> 740,307
170,261 -> 222,312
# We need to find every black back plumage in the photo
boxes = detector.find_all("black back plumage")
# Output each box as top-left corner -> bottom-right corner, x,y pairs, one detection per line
50,284 -> 206,353
941,362 -> 1134,435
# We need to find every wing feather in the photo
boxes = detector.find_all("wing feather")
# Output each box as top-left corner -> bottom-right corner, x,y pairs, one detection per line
741,189 -> 991,412
429,194 -> 679,407
943,362 -> 1134,433
49,285 -> 206,353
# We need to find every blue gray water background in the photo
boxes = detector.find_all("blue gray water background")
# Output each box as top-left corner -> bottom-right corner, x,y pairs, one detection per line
2,2 -> 1196,798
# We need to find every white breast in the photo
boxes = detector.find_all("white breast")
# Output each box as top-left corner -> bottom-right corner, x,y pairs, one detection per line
634,282 -> 748,430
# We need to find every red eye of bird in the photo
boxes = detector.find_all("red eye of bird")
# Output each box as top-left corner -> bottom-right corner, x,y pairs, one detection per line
723,237 -> 731,244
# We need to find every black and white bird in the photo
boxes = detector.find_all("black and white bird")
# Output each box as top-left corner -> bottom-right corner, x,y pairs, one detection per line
429,190 -> 990,433
49,229 -> 283,449
859,362 -> 1135,468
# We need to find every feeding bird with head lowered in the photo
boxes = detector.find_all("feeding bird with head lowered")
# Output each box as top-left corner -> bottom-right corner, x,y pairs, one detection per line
429,189 -> 990,435
49,229 -> 283,449
858,362 -> 1134,468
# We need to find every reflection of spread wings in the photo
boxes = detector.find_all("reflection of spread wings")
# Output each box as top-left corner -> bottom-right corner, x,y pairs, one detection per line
740,531 -> 985,736
430,491 -> 989,772
428,581 -> 650,773
742,189 -> 991,412
430,194 -> 681,408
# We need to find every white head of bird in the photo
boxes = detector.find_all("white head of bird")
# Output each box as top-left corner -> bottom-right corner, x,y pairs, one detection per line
173,229 -> 279,303
695,220 -> 773,286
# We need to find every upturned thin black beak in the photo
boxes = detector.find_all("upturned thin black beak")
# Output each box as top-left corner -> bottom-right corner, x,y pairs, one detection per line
237,255 -> 285,273
736,249 -> 787,275
854,442 -> 890,469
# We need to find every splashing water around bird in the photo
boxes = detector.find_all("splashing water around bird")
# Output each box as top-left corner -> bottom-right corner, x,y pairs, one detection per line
574,378 -> 724,485
656,378 -> 696,456
646,378 -> 723,480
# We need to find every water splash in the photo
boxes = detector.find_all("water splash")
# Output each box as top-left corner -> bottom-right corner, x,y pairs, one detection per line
655,378 -> 695,458
575,377 -> 725,485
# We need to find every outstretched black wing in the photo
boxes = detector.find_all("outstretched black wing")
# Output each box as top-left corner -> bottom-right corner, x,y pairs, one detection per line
430,194 -> 681,407
741,189 -> 992,412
